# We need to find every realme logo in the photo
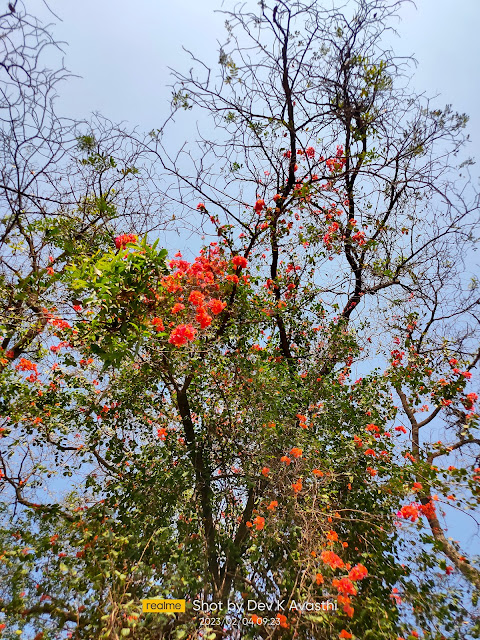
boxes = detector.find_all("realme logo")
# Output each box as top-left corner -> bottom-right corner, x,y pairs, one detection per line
142,599 -> 186,613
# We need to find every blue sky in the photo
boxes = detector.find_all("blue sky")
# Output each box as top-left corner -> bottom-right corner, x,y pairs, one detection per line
38,0 -> 479,165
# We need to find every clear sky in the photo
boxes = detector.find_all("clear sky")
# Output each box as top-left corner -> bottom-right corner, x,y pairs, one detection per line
37,0 -> 479,167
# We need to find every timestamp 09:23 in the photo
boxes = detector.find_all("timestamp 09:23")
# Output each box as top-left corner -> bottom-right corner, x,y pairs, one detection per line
199,616 -> 282,628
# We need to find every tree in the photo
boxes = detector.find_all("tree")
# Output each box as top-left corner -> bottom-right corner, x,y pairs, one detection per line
1,1 -> 479,639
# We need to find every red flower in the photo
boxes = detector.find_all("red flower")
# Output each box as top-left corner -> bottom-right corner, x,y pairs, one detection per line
364,448 -> 376,456
188,291 -> 205,306
15,358 -> 38,373
315,573 -> 324,585
114,233 -> 137,249
232,255 -> 248,270
339,630 -> 352,639
171,303 -> 185,313
267,500 -> 278,511
196,308 -> 212,328
292,478 -> 303,493
280,456 -> 291,465
276,613 -> 288,628
333,577 -> 357,596
320,550 -> 344,570
289,447 -> 303,458
261,467 -> 270,476
418,500 -> 436,519
254,198 -> 265,214
196,202 -> 206,210
348,563 -> 368,581
168,324 -> 197,347
151,317 -> 165,332
398,504 -> 419,522
353,434 -> 363,447
208,298 -> 227,314
253,516 -> 265,530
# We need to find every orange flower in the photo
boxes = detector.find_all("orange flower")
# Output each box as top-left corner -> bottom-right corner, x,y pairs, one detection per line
339,631 -> 352,639
168,324 -> 196,346
332,577 -> 357,596
254,516 -> 265,531
366,466 -> 377,477
232,255 -> 248,269
320,550 -> 344,570
251,614 -> 262,624
364,448 -> 376,456
292,478 -> 303,493
326,530 -> 338,542
312,469 -> 324,477
267,500 -> 278,511
188,290 -> 205,306
280,456 -> 292,465
289,447 -> 303,458
261,467 -> 270,476
348,563 -> 368,581
353,435 -> 363,447
171,303 -> 185,313
413,482 -> 423,490
207,298 -> 227,314
276,613 -> 288,628
315,573 -> 324,585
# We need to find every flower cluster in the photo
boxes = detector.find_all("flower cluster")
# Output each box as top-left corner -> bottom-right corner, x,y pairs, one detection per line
114,233 -> 138,249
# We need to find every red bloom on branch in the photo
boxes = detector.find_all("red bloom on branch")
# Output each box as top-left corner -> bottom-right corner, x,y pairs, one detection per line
276,613 -> 288,628
208,298 -> 227,314
114,233 -> 137,249
289,447 -> 303,458
196,308 -> 212,328
398,504 -> 419,522
418,500 -> 436,520
188,291 -> 205,306
254,198 -> 265,214
15,358 -> 38,373
333,577 -> 357,596
168,324 -> 197,347
232,255 -> 248,270
171,303 -> 185,314
151,317 -> 165,332
339,630 -> 352,638
292,478 -> 303,493
320,550 -> 344,569
348,563 -> 368,581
